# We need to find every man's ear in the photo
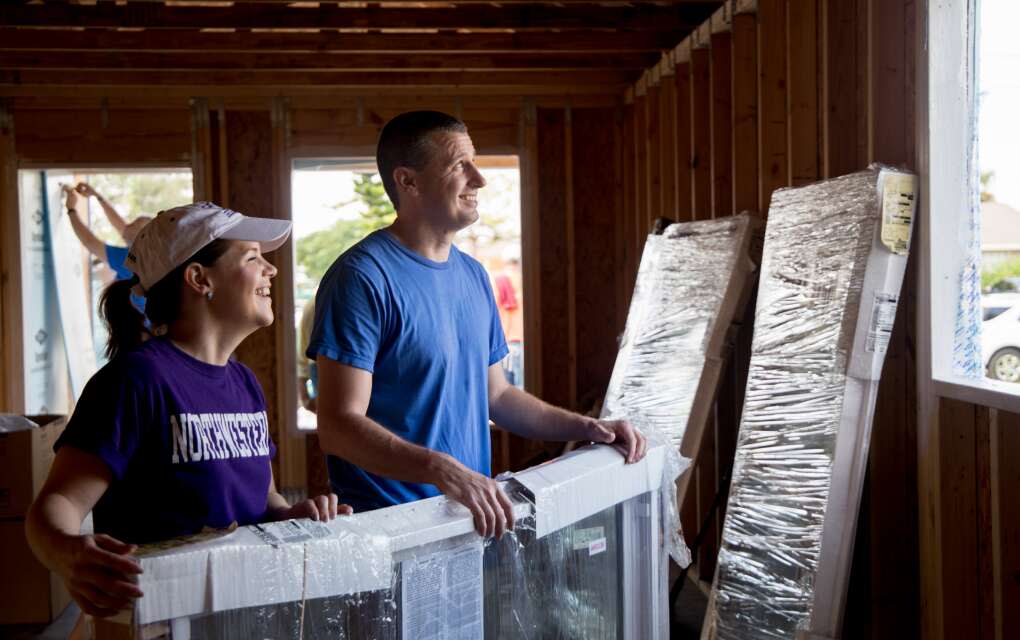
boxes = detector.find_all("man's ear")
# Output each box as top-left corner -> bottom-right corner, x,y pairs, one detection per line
393,167 -> 418,199
182,263 -> 211,296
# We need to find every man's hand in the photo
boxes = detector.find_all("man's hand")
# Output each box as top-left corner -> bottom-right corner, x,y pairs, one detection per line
581,418 -> 647,464
58,533 -> 144,618
432,453 -> 515,538
283,493 -> 352,522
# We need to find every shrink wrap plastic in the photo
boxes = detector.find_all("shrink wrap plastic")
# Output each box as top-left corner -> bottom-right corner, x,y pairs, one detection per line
703,167 -> 916,640
101,442 -> 682,639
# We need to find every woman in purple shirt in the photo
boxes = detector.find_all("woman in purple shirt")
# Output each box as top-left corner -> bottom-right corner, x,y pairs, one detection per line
25,202 -> 349,618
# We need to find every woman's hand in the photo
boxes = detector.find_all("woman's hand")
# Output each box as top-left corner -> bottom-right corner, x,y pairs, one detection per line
58,533 -> 144,618
284,493 -> 352,522
75,182 -> 99,198
61,184 -> 81,213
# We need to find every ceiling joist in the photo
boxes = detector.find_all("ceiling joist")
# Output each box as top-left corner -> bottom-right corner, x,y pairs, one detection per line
0,3 -> 719,32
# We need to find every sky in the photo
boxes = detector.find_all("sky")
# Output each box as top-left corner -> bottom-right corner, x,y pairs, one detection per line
978,0 -> 1020,209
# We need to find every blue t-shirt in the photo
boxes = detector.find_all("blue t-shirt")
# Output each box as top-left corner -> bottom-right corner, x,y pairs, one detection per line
307,230 -> 509,511
55,338 -> 276,544
105,244 -> 146,315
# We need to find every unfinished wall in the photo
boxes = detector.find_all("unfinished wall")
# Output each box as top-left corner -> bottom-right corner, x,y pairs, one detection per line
619,0 -> 923,635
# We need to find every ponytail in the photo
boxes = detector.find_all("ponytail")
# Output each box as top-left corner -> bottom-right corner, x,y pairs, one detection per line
100,276 -> 148,360
99,238 -> 233,361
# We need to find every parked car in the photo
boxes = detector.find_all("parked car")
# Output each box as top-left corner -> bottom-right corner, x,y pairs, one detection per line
982,293 -> 1020,383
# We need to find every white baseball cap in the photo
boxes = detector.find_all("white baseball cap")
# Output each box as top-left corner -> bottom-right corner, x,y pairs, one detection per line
126,202 -> 292,294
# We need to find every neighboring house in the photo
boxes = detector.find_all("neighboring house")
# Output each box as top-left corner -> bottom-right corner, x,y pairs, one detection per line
981,201 -> 1020,267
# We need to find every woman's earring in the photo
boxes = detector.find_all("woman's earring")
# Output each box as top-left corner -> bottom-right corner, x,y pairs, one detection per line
206,290 -> 214,301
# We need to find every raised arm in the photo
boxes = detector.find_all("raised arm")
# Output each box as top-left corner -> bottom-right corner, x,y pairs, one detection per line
316,356 -> 515,537
76,182 -> 128,237
486,363 -> 647,463
25,447 -> 144,618
61,185 -> 108,260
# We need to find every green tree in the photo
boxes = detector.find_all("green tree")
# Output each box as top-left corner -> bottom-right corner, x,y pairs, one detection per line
351,173 -> 396,232
295,173 -> 396,283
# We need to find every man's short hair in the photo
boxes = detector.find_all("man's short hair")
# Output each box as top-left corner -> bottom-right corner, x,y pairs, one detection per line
376,111 -> 468,210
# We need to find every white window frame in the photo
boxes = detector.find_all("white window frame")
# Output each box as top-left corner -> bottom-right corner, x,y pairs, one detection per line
921,0 -> 1020,414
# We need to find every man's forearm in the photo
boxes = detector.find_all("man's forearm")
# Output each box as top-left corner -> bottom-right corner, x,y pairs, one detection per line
317,412 -> 457,486
489,386 -> 591,441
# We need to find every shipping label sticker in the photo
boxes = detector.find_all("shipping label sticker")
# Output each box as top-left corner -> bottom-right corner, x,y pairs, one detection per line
572,526 -> 605,552
588,538 -> 607,556
866,292 -> 899,354
880,173 -> 917,256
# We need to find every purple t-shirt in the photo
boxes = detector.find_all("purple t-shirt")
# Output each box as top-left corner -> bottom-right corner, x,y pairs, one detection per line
55,338 -> 276,544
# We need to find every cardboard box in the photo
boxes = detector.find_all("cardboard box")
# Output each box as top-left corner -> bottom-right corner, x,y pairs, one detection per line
0,518 -> 72,625
0,414 -> 67,518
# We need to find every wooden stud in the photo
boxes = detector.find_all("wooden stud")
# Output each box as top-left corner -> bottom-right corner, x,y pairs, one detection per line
937,398 -> 980,638
270,96 -> 307,489
659,74 -> 678,220
634,90 -> 648,234
731,12 -> 759,214
690,46 -> 712,220
823,0 -> 868,177
0,101 -> 22,413
994,410 -> 1020,638
675,59 -> 694,220
787,0 -> 821,186
757,0 -> 789,213
536,108 -> 571,410
519,99 -> 543,397
645,81 -> 662,227
571,108 -> 619,410
710,31 -> 734,218
564,106 -> 577,410
622,103 -> 639,298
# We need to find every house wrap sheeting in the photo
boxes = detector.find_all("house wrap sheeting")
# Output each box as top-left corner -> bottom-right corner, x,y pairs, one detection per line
702,167 -> 916,640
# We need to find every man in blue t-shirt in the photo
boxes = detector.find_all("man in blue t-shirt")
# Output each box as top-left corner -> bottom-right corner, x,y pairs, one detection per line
63,182 -> 150,313
307,111 -> 647,538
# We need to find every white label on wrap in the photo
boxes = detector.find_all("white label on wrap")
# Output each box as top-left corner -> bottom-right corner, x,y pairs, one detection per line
880,173 -> 916,255
866,293 -> 899,353
572,526 -> 605,551
588,538 -> 607,556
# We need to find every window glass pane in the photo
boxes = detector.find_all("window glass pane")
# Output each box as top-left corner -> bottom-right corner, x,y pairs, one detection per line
978,0 -> 1020,387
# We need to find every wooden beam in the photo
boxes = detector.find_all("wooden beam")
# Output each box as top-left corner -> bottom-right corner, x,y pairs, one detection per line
757,0 -> 788,213
710,30 -> 733,217
0,101 -> 22,413
634,83 -> 649,233
0,69 -> 637,88
731,11 -> 758,213
690,45 -> 711,220
0,51 -> 658,72
0,3 -> 718,31
787,0 -> 821,186
519,99 -> 543,397
823,0 -> 868,177
674,56 -> 693,220
536,107 -> 572,409
0,28 -> 679,54
645,80 -> 662,226
659,67 -> 678,220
